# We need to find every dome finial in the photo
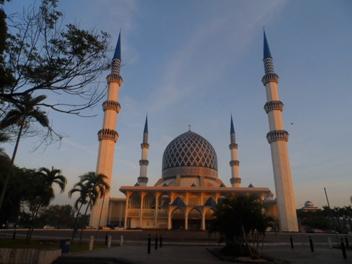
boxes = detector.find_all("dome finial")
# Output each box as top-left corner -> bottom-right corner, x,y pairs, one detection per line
188,124 -> 191,131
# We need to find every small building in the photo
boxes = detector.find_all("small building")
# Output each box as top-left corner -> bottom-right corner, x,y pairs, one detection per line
301,201 -> 320,212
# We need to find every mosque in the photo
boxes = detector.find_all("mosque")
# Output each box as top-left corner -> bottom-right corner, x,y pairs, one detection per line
89,32 -> 299,232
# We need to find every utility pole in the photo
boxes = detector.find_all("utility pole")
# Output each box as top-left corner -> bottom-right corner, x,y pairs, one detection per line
324,187 -> 331,208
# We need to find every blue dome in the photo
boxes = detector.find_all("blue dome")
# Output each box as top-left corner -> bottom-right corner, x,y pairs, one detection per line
162,131 -> 218,172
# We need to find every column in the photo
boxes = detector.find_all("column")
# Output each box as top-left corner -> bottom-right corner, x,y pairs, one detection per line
201,208 -> 206,231
154,192 -> 160,228
140,192 -> 146,228
124,192 -> 131,229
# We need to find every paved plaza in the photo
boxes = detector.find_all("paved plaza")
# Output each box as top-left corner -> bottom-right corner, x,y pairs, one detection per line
70,244 -> 352,264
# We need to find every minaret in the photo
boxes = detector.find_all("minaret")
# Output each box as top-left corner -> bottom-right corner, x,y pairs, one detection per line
261,31 -> 298,232
89,33 -> 123,228
137,115 -> 149,186
229,116 -> 241,187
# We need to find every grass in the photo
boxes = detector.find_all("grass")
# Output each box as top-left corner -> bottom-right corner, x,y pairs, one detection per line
0,239 -> 106,252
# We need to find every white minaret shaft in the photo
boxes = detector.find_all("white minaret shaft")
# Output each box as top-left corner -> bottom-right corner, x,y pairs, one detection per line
229,116 -> 241,187
262,31 -> 298,232
137,116 -> 149,186
89,34 -> 123,228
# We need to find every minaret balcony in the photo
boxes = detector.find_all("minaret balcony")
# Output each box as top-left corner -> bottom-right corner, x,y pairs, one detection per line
139,159 -> 149,166
141,143 -> 149,149
229,143 -> 238,150
102,100 -> 121,113
266,130 -> 289,144
261,73 -> 279,85
137,176 -> 148,184
264,100 -> 284,113
98,128 -> 119,142
106,73 -> 123,84
229,160 -> 240,167
230,177 -> 241,185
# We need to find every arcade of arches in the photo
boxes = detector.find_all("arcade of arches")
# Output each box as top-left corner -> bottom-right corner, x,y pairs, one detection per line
117,187 -> 272,230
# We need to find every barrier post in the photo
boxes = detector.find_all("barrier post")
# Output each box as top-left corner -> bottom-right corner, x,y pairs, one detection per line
120,235 -> 124,247
107,235 -> 112,248
309,236 -> 314,252
89,236 -> 94,251
155,235 -> 158,250
147,234 -> 151,254
290,235 -> 294,249
341,239 -> 347,259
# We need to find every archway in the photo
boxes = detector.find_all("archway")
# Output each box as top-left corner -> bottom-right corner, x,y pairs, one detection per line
128,192 -> 141,208
188,208 -> 202,230
171,207 -> 185,230
205,208 -> 216,230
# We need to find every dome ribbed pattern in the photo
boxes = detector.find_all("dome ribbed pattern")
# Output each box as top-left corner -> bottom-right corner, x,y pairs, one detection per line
162,131 -> 218,171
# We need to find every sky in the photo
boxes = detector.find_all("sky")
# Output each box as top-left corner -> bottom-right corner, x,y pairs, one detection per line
3,0 -> 352,208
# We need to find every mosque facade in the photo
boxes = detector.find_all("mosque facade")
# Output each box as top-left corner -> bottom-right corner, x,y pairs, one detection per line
89,32 -> 299,232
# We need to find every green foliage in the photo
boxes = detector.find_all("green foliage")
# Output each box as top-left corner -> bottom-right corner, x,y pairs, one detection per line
0,94 -> 50,210
210,195 -> 273,257
297,206 -> 352,233
1,0 -> 109,117
0,165 -> 67,227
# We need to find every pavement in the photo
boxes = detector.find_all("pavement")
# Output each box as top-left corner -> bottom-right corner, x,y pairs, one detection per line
69,244 -> 352,264
1,230 -> 352,263
72,245 -> 230,264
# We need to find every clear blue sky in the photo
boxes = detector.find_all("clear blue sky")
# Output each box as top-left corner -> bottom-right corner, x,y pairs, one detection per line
4,0 -> 352,208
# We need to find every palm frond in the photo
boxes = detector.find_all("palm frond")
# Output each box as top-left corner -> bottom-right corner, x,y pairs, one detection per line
0,109 -> 22,128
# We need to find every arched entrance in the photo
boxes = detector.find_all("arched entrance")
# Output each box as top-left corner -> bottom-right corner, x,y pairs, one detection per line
188,208 -> 202,230
172,208 -> 185,230
205,208 -> 216,230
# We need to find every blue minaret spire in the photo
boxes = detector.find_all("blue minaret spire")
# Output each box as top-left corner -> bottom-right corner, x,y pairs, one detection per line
262,30 -> 276,75
263,30 -> 272,59
143,114 -> 148,143
111,32 -> 121,75
113,32 -> 121,61
230,115 -> 236,144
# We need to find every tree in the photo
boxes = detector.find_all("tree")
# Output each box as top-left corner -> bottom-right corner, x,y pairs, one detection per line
0,94 -> 49,210
0,1 -> 15,94
69,172 -> 109,241
38,166 -> 66,200
210,195 -> 273,258
1,0 -> 109,117
37,205 -> 75,228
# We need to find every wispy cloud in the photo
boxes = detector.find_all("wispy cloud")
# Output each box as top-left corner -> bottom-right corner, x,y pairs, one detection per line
148,0 -> 288,112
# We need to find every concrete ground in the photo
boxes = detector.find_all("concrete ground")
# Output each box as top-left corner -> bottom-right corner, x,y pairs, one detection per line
71,244 -> 352,264
73,245 -> 230,264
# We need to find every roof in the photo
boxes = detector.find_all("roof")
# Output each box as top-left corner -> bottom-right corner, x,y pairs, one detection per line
120,185 -> 272,195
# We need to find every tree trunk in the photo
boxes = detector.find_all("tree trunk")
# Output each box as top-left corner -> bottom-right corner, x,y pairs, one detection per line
71,202 -> 84,241
26,204 -> 40,241
79,203 -> 90,243
0,120 -> 24,210
97,194 -> 105,228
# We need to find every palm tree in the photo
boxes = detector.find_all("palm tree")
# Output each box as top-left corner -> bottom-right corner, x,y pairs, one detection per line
69,182 -> 90,239
69,172 -> 109,241
0,94 -> 49,210
38,166 -> 67,200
